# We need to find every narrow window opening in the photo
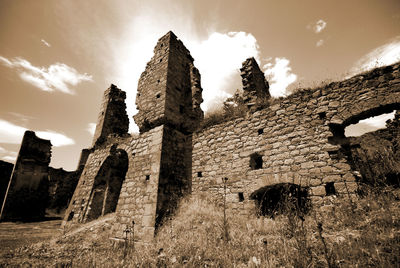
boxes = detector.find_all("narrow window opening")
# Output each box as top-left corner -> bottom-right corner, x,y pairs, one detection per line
156,93 -> 161,99
67,212 -> 74,221
325,182 -> 336,196
258,128 -> 264,135
159,59 -> 162,63
146,175 -> 150,181
197,171 -> 202,177
238,192 -> 244,202
318,112 -> 326,119
157,79 -> 160,83
250,153 -> 263,170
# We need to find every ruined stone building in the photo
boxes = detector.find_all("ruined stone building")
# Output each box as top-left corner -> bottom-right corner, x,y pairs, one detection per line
0,132 -> 87,221
0,131 -> 51,220
63,31 -> 400,243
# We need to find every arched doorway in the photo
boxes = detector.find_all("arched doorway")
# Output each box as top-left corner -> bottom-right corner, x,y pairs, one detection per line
85,149 -> 128,221
250,183 -> 310,217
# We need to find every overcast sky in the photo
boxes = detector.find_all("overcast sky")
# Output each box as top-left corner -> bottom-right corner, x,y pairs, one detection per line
0,0 -> 399,170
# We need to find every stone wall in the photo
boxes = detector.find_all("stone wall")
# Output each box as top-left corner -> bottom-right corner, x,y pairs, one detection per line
64,127 -> 163,242
48,167 -> 79,213
192,62 -> 400,213
1,131 -> 51,220
0,160 -> 13,206
63,30 -> 400,243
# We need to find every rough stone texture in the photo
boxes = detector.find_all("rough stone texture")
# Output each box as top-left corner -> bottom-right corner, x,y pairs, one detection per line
134,31 -> 203,133
92,84 -> 129,146
192,62 -> 400,215
63,31 -> 400,243
0,160 -> 13,206
241,57 -> 270,111
1,131 -> 51,220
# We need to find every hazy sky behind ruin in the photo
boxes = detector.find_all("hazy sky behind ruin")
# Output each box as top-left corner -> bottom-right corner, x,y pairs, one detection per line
0,0 -> 400,170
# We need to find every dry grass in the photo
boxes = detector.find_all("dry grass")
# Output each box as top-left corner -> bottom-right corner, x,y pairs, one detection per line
1,187 -> 400,267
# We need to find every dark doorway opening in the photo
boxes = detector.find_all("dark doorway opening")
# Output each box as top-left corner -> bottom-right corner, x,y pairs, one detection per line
250,183 -> 310,217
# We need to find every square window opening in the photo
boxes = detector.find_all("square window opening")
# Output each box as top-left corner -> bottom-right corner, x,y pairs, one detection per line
250,153 -> 263,170
325,182 -> 336,196
238,192 -> 244,202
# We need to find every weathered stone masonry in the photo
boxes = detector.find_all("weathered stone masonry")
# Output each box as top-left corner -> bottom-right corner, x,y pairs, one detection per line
1,131 -> 51,220
64,31 -> 400,242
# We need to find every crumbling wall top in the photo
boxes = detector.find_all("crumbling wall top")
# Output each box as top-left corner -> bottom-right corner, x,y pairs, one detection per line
18,130 -> 52,164
241,57 -> 271,111
92,84 -> 129,146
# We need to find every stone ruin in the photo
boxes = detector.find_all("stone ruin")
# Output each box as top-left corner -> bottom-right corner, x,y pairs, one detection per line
59,31 -> 400,243
0,131 -> 51,220
0,132 -> 88,221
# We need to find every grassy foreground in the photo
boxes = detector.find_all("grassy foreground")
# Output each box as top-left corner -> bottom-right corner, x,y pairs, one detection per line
1,187 -> 400,267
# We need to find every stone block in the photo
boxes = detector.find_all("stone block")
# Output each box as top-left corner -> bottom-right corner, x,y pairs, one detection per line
311,186 -> 325,196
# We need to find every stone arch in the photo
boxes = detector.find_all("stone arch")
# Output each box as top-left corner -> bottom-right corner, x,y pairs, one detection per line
249,183 -> 310,217
328,102 -> 400,187
85,149 -> 128,221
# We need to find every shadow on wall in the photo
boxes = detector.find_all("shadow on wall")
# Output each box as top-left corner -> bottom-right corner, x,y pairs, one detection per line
84,148 -> 128,222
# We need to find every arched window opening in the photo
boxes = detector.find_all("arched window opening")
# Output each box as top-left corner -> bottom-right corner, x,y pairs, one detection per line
328,106 -> 400,187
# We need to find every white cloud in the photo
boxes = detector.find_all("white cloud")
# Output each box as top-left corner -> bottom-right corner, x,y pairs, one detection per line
87,123 -> 96,135
36,130 -> 75,146
263,58 -> 298,97
190,32 -> 260,111
316,39 -> 324,47
349,37 -> 400,76
314,19 -> 327,33
0,56 -> 12,66
0,119 -> 75,147
0,56 -> 92,94
112,20 -> 260,131
2,155 -> 17,163
0,148 -> 17,163
41,39 -> 51,47
345,111 -> 395,137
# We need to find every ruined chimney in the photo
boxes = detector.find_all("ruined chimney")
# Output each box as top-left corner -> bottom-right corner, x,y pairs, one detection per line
133,31 -> 204,133
240,57 -> 271,111
92,84 -> 129,146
